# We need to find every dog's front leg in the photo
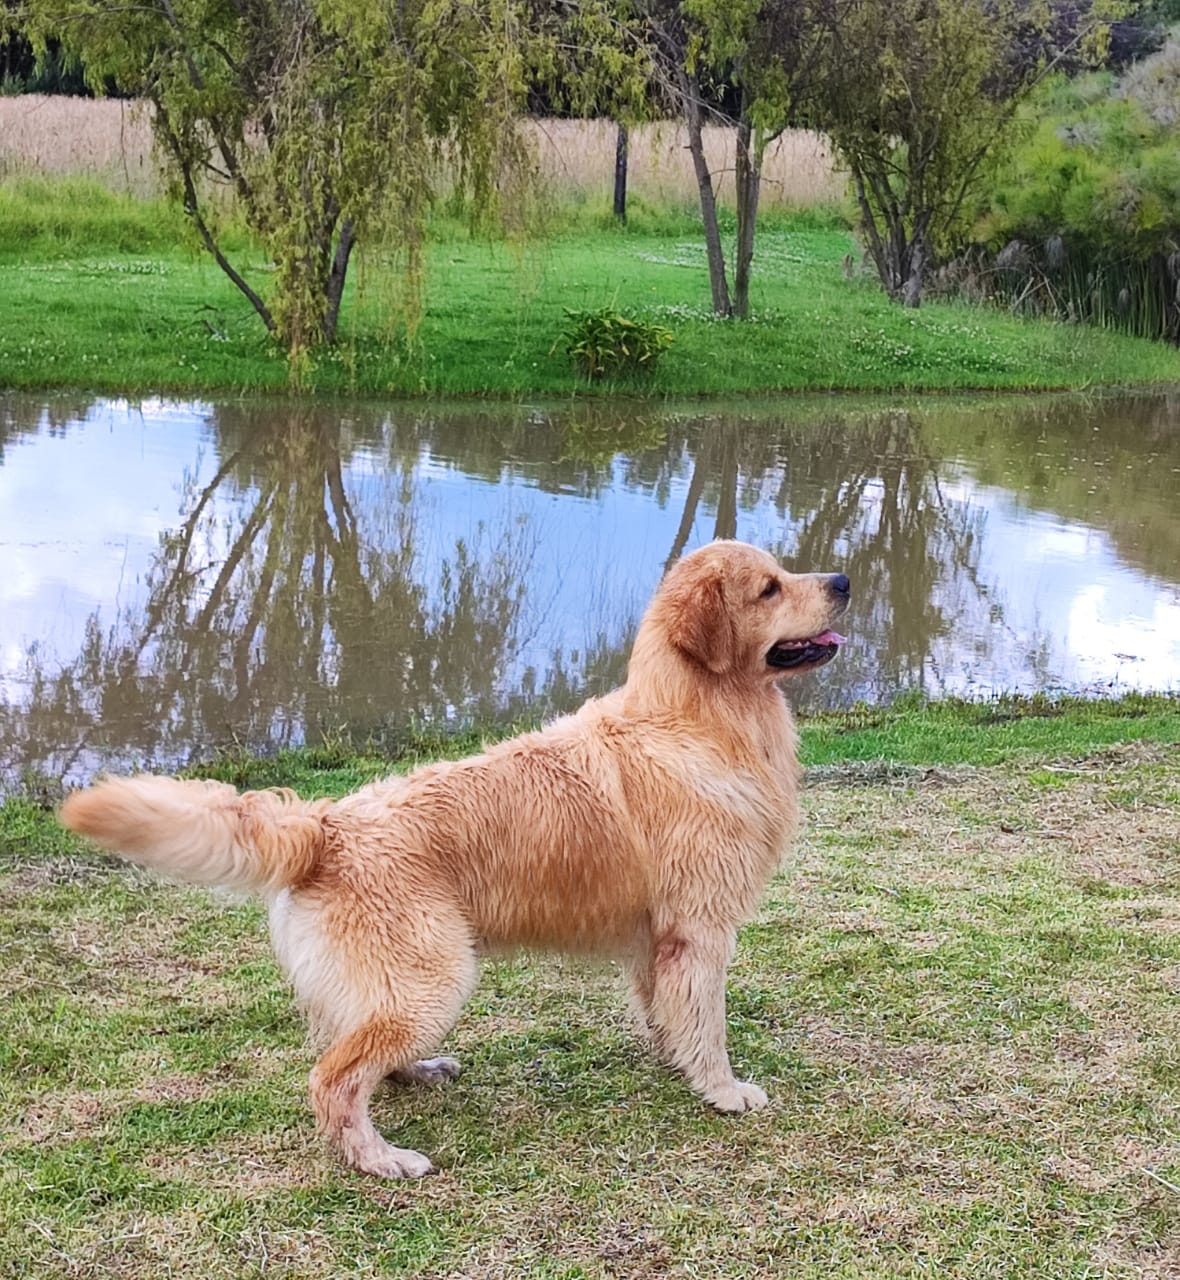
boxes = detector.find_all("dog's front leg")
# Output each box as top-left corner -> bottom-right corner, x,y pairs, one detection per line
643,925 -> 768,1113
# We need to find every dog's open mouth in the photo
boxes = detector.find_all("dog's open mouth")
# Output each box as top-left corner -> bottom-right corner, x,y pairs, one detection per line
766,630 -> 847,671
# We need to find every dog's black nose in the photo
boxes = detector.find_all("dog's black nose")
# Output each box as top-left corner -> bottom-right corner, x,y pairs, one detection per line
829,573 -> 850,596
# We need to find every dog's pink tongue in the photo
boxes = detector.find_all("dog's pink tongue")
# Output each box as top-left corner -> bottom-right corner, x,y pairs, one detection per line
813,630 -> 847,646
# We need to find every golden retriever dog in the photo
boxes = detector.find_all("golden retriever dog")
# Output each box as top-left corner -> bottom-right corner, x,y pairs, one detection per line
61,539 -> 849,1179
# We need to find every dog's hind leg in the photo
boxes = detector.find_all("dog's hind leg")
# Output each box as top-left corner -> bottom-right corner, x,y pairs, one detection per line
310,1016 -> 442,1178
643,925 -> 768,1114
308,933 -> 477,1178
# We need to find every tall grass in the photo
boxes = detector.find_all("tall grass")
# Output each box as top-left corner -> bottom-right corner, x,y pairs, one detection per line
0,94 -> 844,211
937,241 -> 1180,344
0,175 -> 263,257
529,117 -> 842,213
0,176 -> 187,254
0,95 -> 158,196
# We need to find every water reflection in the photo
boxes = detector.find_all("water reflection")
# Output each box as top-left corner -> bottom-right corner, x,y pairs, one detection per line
1,391 -> 1177,787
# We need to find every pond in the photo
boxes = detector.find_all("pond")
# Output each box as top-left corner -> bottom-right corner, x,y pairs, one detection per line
2,390 -> 1178,788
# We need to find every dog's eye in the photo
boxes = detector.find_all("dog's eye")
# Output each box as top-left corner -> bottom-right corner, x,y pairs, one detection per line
759,579 -> 780,600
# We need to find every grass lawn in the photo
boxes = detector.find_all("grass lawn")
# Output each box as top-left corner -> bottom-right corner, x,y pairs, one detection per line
4,179 -> 1180,396
2,696 -> 1178,1278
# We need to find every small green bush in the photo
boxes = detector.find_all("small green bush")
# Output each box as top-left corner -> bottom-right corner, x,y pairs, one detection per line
560,307 -> 673,379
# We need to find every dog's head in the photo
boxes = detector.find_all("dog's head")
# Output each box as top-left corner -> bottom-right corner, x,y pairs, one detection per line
653,541 -> 849,680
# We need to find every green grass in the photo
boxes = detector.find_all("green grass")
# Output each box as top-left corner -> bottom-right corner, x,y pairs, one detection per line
142,693 -> 1180,798
4,178 -> 1180,396
800,691 -> 1180,768
0,177 -> 193,256
1,696 -> 1177,1277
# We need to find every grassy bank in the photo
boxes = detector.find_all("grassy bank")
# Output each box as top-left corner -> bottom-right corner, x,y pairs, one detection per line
4,178 -> 1180,396
2,695 -> 1178,1278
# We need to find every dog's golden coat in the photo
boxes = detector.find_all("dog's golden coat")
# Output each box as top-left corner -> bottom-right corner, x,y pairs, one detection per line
62,540 -> 849,1178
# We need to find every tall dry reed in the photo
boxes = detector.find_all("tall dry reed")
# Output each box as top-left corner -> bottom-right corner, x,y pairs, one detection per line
0,95 -> 157,196
530,118 -> 842,209
0,95 -> 842,209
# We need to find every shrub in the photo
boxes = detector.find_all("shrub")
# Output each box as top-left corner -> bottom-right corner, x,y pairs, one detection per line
560,307 -> 673,379
959,44 -> 1180,340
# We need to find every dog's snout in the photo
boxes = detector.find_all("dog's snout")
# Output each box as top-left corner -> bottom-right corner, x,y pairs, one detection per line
829,573 -> 850,597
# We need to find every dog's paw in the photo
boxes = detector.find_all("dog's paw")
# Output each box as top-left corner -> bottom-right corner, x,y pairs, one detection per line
706,1080 -> 769,1113
352,1143 -> 437,1179
387,1056 -> 462,1086
411,1055 -> 462,1084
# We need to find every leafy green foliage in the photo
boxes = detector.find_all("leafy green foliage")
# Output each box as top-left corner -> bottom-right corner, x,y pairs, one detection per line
13,0 -> 648,360
972,41 -> 1180,338
560,307 -> 673,379
985,74 -> 1178,255
809,0 -> 1129,307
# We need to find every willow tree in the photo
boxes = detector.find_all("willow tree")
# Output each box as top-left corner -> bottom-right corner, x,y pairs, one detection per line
18,0 -> 635,355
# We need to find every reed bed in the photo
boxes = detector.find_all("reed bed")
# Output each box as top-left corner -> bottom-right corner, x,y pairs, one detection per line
0,94 -> 842,209
0,95 -> 157,196
530,117 -> 843,210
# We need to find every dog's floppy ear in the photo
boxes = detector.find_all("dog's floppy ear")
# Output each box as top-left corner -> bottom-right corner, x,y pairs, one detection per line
663,563 -> 736,674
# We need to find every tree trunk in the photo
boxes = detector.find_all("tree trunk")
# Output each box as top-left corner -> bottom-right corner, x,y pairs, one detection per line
713,431 -> 738,540
854,166 -> 931,306
666,447 -> 707,572
853,170 -> 891,296
681,69 -> 732,317
902,222 -> 928,309
322,218 -> 356,343
733,112 -> 763,320
613,123 -> 628,224
154,99 -> 277,335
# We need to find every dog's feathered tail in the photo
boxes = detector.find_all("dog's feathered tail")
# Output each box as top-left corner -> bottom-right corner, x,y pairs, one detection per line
60,776 -> 328,894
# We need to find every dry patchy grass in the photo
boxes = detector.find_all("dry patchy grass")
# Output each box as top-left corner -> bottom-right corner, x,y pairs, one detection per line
1,744 -> 1178,1277
0,94 -> 842,209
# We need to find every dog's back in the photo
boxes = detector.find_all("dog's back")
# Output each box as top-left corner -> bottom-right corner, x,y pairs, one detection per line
326,712 -> 651,952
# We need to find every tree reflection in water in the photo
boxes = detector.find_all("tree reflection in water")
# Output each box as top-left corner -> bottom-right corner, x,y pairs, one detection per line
626,409 -> 1030,707
2,390 -> 1176,789
764,411 -> 1010,705
0,403 -> 535,785
322,403 -> 1041,709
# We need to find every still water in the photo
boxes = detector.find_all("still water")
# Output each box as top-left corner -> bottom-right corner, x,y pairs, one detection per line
1,390 -> 1178,787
